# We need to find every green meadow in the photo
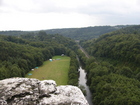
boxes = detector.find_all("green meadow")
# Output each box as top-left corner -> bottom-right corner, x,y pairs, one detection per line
26,56 -> 70,85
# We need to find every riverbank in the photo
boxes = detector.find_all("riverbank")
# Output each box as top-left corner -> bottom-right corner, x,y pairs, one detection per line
26,56 -> 70,85
79,66 -> 93,105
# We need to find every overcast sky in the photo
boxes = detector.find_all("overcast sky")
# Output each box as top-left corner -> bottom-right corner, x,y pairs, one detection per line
0,0 -> 140,31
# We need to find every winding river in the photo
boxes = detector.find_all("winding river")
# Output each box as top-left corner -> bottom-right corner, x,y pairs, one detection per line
78,66 -> 93,105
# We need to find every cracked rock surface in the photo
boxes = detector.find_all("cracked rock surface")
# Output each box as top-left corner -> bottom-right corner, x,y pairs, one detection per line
0,78 -> 89,105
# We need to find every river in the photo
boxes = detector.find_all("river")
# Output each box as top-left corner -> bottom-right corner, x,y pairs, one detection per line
78,66 -> 93,105
77,44 -> 93,105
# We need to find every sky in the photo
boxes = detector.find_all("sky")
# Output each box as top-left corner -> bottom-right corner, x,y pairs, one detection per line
0,0 -> 140,31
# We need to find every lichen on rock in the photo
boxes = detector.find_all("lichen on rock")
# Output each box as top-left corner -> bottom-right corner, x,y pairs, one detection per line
0,78 -> 89,105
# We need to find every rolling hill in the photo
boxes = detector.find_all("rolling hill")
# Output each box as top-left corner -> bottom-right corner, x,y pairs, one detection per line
0,25 -> 130,40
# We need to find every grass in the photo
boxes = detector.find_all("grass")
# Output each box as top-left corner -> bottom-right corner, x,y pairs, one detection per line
26,56 -> 70,85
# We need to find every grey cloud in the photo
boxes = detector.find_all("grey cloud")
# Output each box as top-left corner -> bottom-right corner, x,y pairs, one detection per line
29,0 -> 77,14
0,0 -> 140,30
1,0 -> 137,15
77,2 -> 133,15
0,0 -> 2,5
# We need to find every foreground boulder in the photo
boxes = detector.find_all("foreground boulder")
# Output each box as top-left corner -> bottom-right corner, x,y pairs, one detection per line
0,78 -> 89,105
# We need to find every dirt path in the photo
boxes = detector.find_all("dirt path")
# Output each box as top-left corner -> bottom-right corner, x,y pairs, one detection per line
78,44 -> 98,64
78,45 -> 90,58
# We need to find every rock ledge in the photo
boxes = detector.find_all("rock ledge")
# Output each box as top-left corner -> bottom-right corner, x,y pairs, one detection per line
0,78 -> 89,105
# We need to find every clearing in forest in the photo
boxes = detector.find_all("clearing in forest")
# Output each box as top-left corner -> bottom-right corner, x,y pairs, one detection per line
26,56 -> 70,85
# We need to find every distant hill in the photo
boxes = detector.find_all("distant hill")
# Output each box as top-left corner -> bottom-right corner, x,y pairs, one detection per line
44,25 -> 130,40
0,31 -> 29,36
95,25 -> 140,42
0,25 -> 131,40
81,25 -> 140,69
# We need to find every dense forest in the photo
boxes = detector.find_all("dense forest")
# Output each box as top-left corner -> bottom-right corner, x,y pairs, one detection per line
0,31 -> 79,86
80,25 -> 140,105
1,25 -> 140,105
0,25 -> 130,40
44,26 -> 128,40
0,31 -> 29,36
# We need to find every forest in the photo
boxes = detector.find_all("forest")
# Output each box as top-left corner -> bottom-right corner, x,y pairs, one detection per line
1,25 -> 140,105
0,31 -> 79,86
0,25 -> 130,40
80,25 -> 140,105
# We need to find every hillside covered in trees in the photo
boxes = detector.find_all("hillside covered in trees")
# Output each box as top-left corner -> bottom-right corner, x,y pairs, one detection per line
81,25 -> 140,68
1,25 -> 140,105
80,25 -> 140,105
0,31 -> 79,86
0,25 -> 130,40
44,25 -> 129,40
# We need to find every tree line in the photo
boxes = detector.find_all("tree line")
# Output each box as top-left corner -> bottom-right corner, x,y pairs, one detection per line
0,31 -> 78,81
0,25 -> 130,40
68,50 -> 79,86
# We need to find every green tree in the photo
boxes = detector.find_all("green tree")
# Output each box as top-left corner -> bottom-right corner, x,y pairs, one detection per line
119,66 -> 133,78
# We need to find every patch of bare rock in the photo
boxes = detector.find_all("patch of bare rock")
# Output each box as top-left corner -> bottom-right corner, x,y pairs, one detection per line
0,78 -> 89,105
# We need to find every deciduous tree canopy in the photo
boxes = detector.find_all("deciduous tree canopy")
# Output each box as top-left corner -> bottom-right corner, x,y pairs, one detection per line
0,31 -> 78,80
80,25 -> 140,105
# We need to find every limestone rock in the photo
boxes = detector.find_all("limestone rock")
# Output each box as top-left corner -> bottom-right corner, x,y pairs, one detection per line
0,78 -> 89,105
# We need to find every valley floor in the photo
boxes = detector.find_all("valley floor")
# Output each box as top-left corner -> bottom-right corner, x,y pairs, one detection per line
26,56 -> 70,85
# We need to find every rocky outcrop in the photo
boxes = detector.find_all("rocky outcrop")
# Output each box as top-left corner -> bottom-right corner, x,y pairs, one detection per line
0,78 -> 89,105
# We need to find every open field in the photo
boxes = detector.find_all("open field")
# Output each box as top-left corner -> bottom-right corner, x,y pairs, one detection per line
26,56 -> 70,85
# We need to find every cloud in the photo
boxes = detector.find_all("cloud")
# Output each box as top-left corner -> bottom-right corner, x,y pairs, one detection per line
0,0 -> 2,5
0,12 -> 99,31
1,0 -> 140,15
1,0 -> 136,14
77,0 -> 138,15
0,0 -> 140,30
